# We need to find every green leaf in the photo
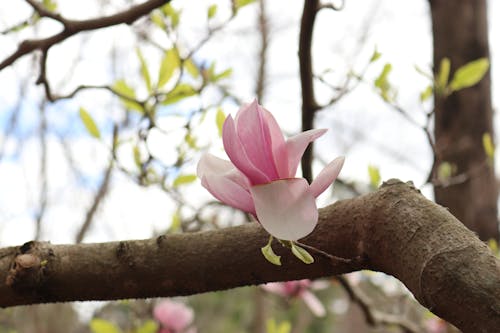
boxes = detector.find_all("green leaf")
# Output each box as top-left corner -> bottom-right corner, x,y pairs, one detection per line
208,4 -> 217,19
449,58 -> 489,92
215,108 -> 226,137
437,162 -> 455,182
185,132 -> 197,149
136,48 -> 152,93
482,132 -> 495,160
134,321 -> 158,333
79,107 -> 101,139
158,48 -> 181,88
162,84 -> 197,105
161,4 -> 179,28
436,57 -> 450,93
89,319 -> 122,333
367,165 -> 381,189
43,0 -> 57,11
213,68 -> 232,81
291,243 -> 314,264
369,47 -> 381,63
420,85 -> 433,102
169,209 -> 181,232
261,240 -> 281,266
266,319 -> 291,333
112,80 -> 144,113
184,59 -> 199,78
173,174 -> 197,187
133,145 -> 142,168
150,11 -> 166,30
235,0 -> 256,10
374,63 -> 393,102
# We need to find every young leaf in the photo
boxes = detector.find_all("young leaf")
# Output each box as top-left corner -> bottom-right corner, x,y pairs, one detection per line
135,320 -> 158,333
437,162 -> 455,182
79,108 -> 101,139
161,84 -> 197,105
89,319 -> 122,333
215,108 -> 226,137
436,57 -> 450,93
158,48 -> 181,88
291,243 -> 314,264
449,58 -> 489,92
367,165 -> 381,189
133,145 -> 142,168
235,0 -> 256,10
112,80 -> 144,113
266,319 -> 291,333
150,11 -> 166,30
173,174 -> 197,187
161,4 -> 180,28
208,4 -> 217,19
374,63 -> 393,102
482,132 -> 495,160
261,241 -> 281,266
169,209 -> 181,232
369,47 -> 381,63
213,68 -> 232,82
136,48 -> 152,93
184,59 -> 199,78
420,85 -> 433,102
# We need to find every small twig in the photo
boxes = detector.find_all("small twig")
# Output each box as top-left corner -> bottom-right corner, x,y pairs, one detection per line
295,241 -> 361,264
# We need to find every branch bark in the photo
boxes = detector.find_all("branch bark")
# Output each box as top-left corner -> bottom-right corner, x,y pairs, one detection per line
0,180 -> 499,332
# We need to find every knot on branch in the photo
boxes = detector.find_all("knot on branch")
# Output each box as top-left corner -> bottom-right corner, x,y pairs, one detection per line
5,241 -> 52,293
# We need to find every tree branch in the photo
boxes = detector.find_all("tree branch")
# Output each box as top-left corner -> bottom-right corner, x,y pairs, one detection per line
0,180 -> 498,332
0,0 -> 170,71
299,0 -> 320,183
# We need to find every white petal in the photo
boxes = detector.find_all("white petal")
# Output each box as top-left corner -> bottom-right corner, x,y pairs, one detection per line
251,178 -> 318,241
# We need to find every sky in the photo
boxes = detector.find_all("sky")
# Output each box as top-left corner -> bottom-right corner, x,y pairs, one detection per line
0,0 -> 498,248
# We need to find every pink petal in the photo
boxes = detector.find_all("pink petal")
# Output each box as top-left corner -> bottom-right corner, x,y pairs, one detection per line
301,290 -> 326,317
234,100 -> 279,180
261,282 -> 287,296
286,129 -> 327,177
250,178 -> 318,241
309,156 -> 344,198
154,300 -> 194,331
262,108 -> 288,178
197,154 -> 250,189
197,154 -> 255,214
223,115 -> 271,184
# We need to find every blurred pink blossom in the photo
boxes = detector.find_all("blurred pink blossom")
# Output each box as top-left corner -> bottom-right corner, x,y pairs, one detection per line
425,317 -> 447,333
153,300 -> 196,333
263,279 -> 326,317
197,100 -> 344,241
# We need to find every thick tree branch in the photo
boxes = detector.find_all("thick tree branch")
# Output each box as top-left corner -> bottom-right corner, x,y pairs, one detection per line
0,180 -> 499,332
0,0 -> 170,71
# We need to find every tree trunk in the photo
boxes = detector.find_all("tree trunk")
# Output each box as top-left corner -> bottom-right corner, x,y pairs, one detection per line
430,0 -> 499,241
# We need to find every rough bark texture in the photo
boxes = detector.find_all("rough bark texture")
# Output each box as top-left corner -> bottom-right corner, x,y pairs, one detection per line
0,180 -> 499,332
430,0 -> 499,241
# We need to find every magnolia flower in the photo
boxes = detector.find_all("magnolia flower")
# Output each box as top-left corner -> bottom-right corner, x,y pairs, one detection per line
263,279 -> 326,317
197,100 -> 344,241
153,300 -> 196,333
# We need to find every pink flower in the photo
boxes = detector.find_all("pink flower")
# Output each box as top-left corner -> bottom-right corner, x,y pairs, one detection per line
153,300 -> 196,333
424,318 -> 447,333
197,100 -> 344,240
263,279 -> 326,317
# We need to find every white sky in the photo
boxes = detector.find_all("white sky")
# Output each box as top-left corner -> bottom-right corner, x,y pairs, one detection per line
0,0 -> 498,247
